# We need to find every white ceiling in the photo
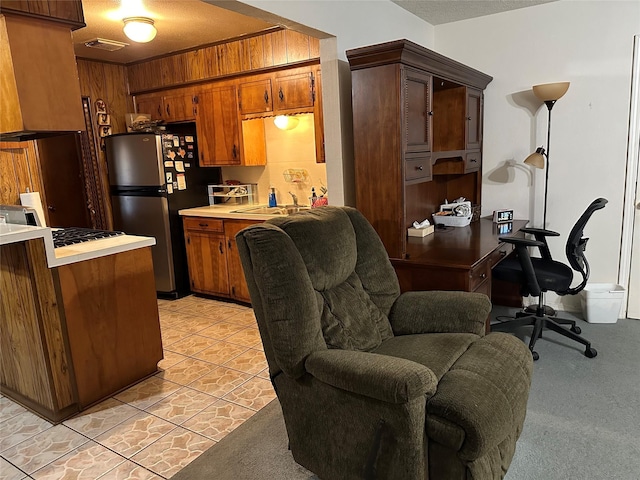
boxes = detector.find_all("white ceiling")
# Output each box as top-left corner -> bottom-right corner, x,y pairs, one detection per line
73,0 -> 557,64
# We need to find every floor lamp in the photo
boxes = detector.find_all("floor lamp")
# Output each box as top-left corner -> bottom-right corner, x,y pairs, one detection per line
524,81 -> 570,227
523,81 -> 570,315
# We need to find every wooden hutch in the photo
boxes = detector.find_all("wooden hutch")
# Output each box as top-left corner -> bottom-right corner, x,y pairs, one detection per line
347,39 -> 524,304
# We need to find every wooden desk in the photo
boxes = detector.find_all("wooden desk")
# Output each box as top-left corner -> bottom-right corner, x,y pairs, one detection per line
391,218 -> 528,305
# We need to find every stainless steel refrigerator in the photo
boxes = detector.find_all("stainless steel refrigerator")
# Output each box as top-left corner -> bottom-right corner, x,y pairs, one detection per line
105,124 -> 220,297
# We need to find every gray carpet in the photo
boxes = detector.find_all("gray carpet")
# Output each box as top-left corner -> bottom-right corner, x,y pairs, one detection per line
174,312 -> 640,480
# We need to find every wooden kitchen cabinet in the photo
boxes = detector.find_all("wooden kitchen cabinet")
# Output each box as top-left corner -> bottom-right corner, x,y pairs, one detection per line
466,87 -> 483,150
135,91 -> 196,123
183,216 -> 259,303
224,220 -> 259,303
273,68 -> 315,112
238,78 -> 273,115
1,238 -> 162,422
0,0 -> 85,29
183,217 -> 229,296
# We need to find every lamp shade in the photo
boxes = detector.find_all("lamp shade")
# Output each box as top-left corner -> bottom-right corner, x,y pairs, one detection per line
274,115 -> 299,130
123,17 -> 157,43
524,147 -> 546,169
532,82 -> 570,102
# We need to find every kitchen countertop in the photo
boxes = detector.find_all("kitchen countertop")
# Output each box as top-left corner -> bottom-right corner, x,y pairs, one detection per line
0,223 -> 155,268
179,203 -> 284,219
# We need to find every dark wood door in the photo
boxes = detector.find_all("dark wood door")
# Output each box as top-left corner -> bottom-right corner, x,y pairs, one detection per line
163,93 -> 195,122
274,72 -> 314,111
224,220 -> 259,303
403,68 -> 432,155
36,133 -> 91,228
466,88 -> 483,150
135,94 -> 164,121
184,229 -> 229,295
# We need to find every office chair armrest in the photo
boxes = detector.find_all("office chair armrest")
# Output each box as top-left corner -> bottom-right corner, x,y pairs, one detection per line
306,349 -> 437,403
519,227 -> 559,259
388,291 -> 491,337
498,237 -> 545,248
520,227 -> 560,237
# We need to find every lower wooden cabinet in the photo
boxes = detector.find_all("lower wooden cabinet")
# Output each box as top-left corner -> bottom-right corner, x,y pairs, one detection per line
183,216 -> 259,302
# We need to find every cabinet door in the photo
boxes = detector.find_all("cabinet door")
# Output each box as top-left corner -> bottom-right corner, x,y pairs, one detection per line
195,87 -> 241,166
224,220 -> 260,303
136,94 -> 164,121
274,71 -> 314,112
184,230 -> 229,296
466,88 -> 483,150
163,93 -> 196,122
403,69 -> 432,154
239,79 -> 273,115
313,67 -> 325,163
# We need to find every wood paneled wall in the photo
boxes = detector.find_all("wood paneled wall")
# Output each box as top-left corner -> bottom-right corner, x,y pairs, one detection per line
127,29 -> 320,94
0,142 -> 47,212
75,59 -> 132,229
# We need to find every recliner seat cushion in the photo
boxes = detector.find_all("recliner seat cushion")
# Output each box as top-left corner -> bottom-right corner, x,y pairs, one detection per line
372,333 -> 479,379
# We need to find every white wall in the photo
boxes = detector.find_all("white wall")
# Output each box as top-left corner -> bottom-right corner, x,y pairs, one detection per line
435,0 -> 640,311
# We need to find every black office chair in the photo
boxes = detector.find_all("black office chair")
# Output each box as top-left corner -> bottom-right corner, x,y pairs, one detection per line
491,198 -> 608,360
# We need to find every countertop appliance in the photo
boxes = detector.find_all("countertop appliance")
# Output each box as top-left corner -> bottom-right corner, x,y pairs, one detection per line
105,124 -> 220,297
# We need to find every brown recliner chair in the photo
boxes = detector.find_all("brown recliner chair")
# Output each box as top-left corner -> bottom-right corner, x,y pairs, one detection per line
236,206 -> 532,479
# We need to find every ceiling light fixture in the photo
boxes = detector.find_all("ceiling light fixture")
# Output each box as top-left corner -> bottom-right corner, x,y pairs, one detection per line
123,17 -> 157,43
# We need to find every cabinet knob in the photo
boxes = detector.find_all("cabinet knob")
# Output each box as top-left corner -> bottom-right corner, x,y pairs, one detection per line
499,250 -> 507,257
480,273 -> 486,279
47,205 -> 55,212
232,144 -> 237,159
219,242 -> 224,254
466,116 -> 472,121
166,104 -> 171,116
470,158 -> 477,163
264,90 -> 269,104
279,88 -> 284,101
416,165 -> 423,171
198,223 -> 208,227
427,111 -> 434,116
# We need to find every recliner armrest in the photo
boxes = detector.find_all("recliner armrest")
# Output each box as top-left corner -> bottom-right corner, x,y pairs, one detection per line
388,291 -> 491,336
305,349 -> 437,404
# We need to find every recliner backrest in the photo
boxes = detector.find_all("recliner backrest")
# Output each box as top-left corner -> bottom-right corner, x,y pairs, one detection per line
563,197 -> 607,294
236,207 -> 400,379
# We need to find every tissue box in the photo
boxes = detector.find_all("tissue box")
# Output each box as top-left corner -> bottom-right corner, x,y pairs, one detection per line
408,225 -> 434,237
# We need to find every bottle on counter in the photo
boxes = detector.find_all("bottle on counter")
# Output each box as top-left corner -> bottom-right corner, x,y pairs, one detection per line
268,187 -> 277,207
310,187 -> 318,207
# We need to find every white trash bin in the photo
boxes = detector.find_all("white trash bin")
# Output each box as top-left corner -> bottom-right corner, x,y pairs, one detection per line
580,283 -> 625,323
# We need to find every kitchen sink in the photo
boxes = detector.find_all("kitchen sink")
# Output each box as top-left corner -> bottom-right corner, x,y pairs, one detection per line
232,205 -> 311,215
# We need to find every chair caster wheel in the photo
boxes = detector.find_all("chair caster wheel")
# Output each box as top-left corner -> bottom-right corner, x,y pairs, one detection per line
585,347 -> 597,358
571,325 -> 581,334
531,351 -> 539,361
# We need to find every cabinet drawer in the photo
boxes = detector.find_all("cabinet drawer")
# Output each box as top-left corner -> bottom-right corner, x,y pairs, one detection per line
183,217 -> 224,233
405,155 -> 432,183
469,259 -> 490,291
489,243 -> 513,268
465,151 -> 481,173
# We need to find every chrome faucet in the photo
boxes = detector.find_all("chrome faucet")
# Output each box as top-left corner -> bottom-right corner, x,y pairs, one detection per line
288,192 -> 298,206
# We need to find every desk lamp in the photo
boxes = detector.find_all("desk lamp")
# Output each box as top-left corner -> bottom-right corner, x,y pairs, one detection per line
524,81 -> 570,228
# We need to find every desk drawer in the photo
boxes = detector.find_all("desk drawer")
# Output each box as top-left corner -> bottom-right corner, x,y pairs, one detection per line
489,243 -> 513,268
405,154 -> 432,183
183,217 -> 224,233
469,259 -> 490,291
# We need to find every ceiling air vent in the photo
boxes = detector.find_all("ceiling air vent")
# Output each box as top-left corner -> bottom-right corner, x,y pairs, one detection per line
83,38 -> 129,51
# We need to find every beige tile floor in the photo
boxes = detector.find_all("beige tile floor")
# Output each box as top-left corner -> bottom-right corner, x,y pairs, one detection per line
0,296 -> 275,479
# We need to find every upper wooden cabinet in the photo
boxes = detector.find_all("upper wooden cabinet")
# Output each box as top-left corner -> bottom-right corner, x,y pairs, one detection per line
347,39 -> 492,260
0,14 -> 84,138
196,85 -> 242,166
273,69 -> 315,112
238,79 -> 273,115
135,90 -> 196,123
0,0 -> 84,29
